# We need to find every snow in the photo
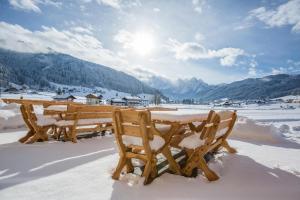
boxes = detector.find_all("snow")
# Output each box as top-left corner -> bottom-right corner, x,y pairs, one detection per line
1,99 -> 300,199
36,116 -> 57,126
122,135 -> 165,151
44,105 -> 67,111
179,133 -> 205,149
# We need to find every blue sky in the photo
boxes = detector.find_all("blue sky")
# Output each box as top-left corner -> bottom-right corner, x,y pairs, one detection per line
0,0 -> 300,84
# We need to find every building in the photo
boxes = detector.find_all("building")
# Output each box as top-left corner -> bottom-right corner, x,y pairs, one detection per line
53,94 -> 76,101
122,96 -> 142,107
4,86 -> 19,93
85,94 -> 102,105
109,98 -> 126,106
137,95 -> 150,107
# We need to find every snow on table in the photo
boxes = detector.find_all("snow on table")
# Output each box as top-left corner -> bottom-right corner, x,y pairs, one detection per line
151,110 -> 208,123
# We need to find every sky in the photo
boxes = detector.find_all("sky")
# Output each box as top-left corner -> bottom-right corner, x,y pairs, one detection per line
0,0 -> 300,84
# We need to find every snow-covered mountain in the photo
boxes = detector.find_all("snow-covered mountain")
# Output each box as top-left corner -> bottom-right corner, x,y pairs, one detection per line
145,74 -> 300,101
145,76 -> 211,100
0,48 -> 159,95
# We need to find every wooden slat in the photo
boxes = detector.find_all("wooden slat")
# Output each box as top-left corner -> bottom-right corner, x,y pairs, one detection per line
2,98 -> 79,105
122,124 -> 142,137
76,112 -> 112,119
119,109 -> 143,123
73,105 -> 115,112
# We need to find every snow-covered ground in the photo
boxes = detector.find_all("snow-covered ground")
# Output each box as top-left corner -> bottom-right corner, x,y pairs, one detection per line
0,97 -> 300,200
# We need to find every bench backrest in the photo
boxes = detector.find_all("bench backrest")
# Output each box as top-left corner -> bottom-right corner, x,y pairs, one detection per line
113,108 -> 154,154
2,98 -> 79,105
64,104 -> 114,120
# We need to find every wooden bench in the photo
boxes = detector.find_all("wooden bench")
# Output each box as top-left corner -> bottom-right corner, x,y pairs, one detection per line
54,104 -> 114,143
1,98 -> 79,105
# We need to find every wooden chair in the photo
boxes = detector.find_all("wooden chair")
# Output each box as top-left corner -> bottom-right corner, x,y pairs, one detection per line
112,108 -> 181,185
179,110 -> 237,181
211,110 -> 237,153
55,105 -> 114,143
19,104 -> 56,144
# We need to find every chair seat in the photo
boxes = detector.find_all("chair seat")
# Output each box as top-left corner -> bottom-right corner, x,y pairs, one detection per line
36,116 -> 57,126
192,121 -> 203,127
155,124 -> 171,135
179,133 -> 205,149
55,118 -> 112,127
122,135 -> 165,151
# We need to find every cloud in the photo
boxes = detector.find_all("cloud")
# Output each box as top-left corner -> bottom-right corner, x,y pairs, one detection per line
166,38 -> 245,66
192,0 -> 206,14
8,0 -> 62,13
248,0 -> 300,33
271,67 -> 286,75
70,26 -> 94,35
94,0 -> 141,10
153,8 -> 160,12
0,21 -> 126,68
113,29 -> 133,49
194,32 -> 205,42
248,59 -> 257,76
96,0 -> 121,9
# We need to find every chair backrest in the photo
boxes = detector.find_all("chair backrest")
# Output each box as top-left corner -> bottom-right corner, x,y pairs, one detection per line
22,104 -> 43,133
113,109 -> 154,154
199,110 -> 220,143
23,104 -> 37,122
215,110 -> 237,139
64,104 -> 114,120
20,104 -> 35,129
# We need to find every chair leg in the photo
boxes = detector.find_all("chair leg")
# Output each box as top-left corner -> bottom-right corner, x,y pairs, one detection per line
24,134 -> 39,144
112,156 -> 127,180
222,140 -> 237,153
126,159 -> 134,173
150,158 -> 158,178
162,147 -> 181,175
142,160 -> 154,185
198,156 -> 219,181
70,127 -> 77,143
182,152 -> 198,177
18,130 -> 34,143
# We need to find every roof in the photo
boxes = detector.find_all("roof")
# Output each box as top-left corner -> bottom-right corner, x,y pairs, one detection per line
110,98 -> 126,103
85,94 -> 102,99
53,94 -> 76,99
123,96 -> 141,101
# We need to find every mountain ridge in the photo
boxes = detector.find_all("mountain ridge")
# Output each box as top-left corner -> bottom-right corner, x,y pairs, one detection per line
144,74 -> 300,101
0,48 -> 159,95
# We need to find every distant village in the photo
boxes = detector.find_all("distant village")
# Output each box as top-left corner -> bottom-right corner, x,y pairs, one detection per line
0,83 -> 163,107
1,83 -> 300,108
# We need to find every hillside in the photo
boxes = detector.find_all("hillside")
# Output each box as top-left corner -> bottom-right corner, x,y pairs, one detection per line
0,48 -> 158,95
198,74 -> 300,100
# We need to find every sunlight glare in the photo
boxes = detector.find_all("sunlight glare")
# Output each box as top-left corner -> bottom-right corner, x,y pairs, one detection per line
132,31 -> 155,56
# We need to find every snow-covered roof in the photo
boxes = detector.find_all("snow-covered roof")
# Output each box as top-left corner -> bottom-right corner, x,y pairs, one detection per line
123,96 -> 141,101
85,93 -> 102,99
110,98 -> 126,103
53,94 -> 76,100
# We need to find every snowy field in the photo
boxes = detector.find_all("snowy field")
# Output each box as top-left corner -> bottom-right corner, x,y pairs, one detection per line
0,95 -> 300,200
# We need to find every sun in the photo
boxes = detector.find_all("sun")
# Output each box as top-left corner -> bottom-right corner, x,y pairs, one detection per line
131,31 -> 155,56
